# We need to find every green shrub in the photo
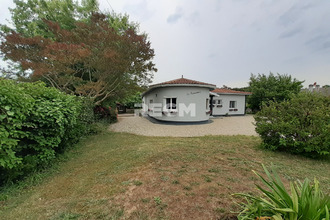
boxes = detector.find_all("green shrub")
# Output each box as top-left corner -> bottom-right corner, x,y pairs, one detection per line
0,79 -> 86,183
0,80 -> 34,170
254,92 -> 330,157
70,97 -> 95,137
235,164 -> 330,220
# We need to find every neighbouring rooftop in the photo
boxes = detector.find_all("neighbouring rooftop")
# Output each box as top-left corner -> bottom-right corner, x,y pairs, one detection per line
212,88 -> 252,95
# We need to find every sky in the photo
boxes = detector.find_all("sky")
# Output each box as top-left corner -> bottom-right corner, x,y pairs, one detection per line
1,0 -> 330,88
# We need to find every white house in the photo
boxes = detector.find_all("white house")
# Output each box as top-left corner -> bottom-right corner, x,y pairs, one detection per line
210,88 -> 252,116
142,77 -> 216,122
142,77 -> 251,122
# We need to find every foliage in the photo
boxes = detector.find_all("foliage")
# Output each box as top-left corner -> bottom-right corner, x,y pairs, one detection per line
254,92 -> 330,157
94,105 -> 117,123
75,97 -> 96,135
0,0 -> 156,105
0,80 -> 34,170
231,86 -> 251,93
248,73 -> 303,111
0,79 -> 86,184
236,164 -> 330,220
1,12 -> 156,105
1,0 -> 98,38
1,0 -> 137,38
120,92 -> 142,109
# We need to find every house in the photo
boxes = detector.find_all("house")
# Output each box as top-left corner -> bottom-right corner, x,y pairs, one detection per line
210,88 -> 252,116
142,77 -> 251,122
142,77 -> 216,122
301,83 -> 330,96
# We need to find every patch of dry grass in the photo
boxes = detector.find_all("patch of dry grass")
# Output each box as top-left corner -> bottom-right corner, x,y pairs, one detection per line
0,132 -> 329,219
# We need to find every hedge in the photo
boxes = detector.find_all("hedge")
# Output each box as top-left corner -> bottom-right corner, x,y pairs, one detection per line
254,92 -> 330,157
0,79 -> 87,183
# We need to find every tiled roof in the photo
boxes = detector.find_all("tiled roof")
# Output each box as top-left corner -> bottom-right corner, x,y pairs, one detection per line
152,77 -> 216,87
212,88 -> 252,95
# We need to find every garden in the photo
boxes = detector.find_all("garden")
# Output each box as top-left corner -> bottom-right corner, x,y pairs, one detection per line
0,0 -> 329,219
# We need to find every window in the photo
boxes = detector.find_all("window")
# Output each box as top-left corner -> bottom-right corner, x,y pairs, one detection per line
165,98 -> 177,110
213,99 -> 222,107
229,101 -> 236,108
206,99 -> 209,109
215,99 -> 222,107
149,99 -> 153,104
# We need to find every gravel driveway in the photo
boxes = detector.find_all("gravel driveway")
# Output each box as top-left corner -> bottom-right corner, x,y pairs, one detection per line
109,115 -> 257,137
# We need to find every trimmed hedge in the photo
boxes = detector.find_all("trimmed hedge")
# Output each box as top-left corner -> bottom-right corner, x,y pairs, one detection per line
0,79 -> 86,183
254,92 -> 330,157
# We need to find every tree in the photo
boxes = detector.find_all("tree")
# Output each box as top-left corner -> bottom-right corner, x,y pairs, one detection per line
248,73 -> 303,111
231,86 -> 250,92
120,92 -> 143,109
0,0 -> 139,79
2,0 -> 136,37
1,0 -> 98,38
0,13 -> 156,105
1,0 -> 156,105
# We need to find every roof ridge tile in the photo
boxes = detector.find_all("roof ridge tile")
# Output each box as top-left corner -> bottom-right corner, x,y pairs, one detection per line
212,88 -> 252,95
152,77 -> 216,87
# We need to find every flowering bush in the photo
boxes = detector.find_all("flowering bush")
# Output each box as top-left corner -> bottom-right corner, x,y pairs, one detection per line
94,105 -> 117,123
254,92 -> 330,157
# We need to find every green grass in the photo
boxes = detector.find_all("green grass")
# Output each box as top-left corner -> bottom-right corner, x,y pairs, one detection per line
0,132 -> 329,219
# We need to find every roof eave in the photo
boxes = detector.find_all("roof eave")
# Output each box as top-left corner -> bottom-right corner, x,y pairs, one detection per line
142,84 -> 216,97
215,92 -> 252,96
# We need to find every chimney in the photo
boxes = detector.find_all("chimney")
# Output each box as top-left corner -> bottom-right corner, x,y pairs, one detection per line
315,84 -> 320,91
308,84 -> 314,92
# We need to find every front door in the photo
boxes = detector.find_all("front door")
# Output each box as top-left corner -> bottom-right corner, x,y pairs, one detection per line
209,95 -> 214,116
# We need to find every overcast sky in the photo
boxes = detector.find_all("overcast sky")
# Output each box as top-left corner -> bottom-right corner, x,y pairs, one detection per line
1,0 -> 330,88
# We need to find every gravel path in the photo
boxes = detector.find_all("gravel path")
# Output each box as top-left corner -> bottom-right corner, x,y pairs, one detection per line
109,115 -> 258,137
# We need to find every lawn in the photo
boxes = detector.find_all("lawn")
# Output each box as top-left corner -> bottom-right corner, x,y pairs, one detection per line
0,132 -> 329,219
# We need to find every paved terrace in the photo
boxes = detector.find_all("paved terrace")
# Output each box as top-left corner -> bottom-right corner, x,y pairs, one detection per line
109,115 -> 257,137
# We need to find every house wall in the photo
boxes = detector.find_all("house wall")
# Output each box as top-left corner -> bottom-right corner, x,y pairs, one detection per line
212,94 -> 246,115
143,86 -> 211,122
142,96 -> 147,113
